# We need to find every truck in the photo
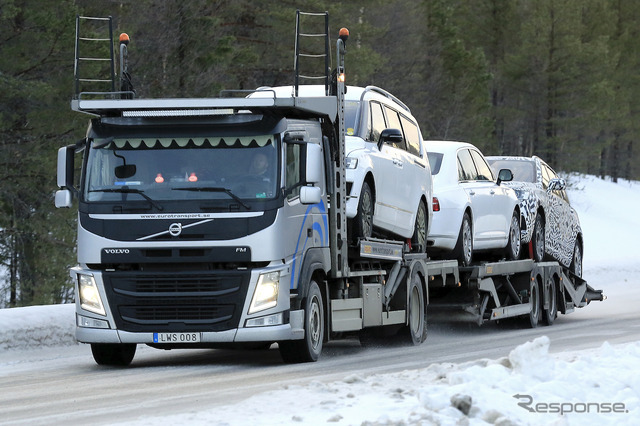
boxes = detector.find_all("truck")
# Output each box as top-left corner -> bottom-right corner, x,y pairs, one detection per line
56,12 -> 603,367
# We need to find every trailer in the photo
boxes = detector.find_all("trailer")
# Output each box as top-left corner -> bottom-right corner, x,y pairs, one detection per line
428,258 -> 604,327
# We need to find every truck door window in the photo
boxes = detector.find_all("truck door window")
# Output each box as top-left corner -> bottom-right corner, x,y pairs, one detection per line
286,143 -> 302,200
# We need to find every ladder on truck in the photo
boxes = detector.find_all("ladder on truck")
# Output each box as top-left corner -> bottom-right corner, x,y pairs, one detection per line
74,16 -> 116,97
294,10 -> 331,96
294,10 -> 349,278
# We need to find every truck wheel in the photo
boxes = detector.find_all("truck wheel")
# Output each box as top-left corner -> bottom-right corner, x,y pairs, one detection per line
397,271 -> 427,345
505,210 -> 521,261
453,213 -> 473,266
543,278 -> 557,326
411,200 -> 428,253
527,279 -> 540,328
91,343 -> 136,366
279,280 -> 324,363
532,214 -> 545,262
352,182 -> 373,242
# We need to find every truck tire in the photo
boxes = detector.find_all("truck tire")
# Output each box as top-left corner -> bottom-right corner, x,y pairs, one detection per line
397,270 -> 427,345
505,210 -> 521,261
91,343 -> 136,366
543,278 -> 557,326
527,279 -> 540,328
279,280 -> 324,363
411,200 -> 428,253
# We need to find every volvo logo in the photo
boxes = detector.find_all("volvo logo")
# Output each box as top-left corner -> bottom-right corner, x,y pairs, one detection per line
169,222 -> 183,237
104,248 -> 130,254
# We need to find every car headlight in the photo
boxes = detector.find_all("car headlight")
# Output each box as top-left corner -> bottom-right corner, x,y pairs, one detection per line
345,157 -> 358,169
78,274 -> 106,316
248,271 -> 279,314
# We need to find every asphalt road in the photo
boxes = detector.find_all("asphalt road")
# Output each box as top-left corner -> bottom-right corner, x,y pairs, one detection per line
1,271 -> 637,425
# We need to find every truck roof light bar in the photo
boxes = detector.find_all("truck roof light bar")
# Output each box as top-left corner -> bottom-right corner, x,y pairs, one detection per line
122,109 -> 234,117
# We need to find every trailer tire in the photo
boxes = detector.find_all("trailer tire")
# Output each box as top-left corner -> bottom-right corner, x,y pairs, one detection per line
543,278 -> 557,326
397,271 -> 427,345
527,279 -> 541,328
91,343 -> 136,366
279,280 -> 324,363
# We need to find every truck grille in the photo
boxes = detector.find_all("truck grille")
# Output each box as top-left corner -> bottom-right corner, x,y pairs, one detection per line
102,270 -> 250,333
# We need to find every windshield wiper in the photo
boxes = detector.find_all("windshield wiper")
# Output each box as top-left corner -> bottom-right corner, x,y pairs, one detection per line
172,186 -> 250,210
90,187 -> 164,211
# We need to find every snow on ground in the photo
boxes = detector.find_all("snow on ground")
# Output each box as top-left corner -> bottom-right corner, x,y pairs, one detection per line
1,174 -> 639,425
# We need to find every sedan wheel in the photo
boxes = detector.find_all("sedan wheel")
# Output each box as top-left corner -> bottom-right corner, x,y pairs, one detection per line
505,211 -> 521,261
453,213 -> 473,266
532,214 -> 545,262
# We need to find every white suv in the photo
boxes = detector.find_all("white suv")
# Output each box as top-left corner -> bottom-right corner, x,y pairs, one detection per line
252,85 -> 432,252
343,86 -> 432,252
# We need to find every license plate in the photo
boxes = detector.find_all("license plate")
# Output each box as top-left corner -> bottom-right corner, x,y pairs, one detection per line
153,332 -> 201,343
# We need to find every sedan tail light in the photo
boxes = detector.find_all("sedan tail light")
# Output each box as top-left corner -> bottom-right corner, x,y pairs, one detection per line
432,197 -> 440,212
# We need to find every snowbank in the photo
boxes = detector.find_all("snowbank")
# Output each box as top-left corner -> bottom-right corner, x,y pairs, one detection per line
124,336 -> 640,425
0,303 -> 76,350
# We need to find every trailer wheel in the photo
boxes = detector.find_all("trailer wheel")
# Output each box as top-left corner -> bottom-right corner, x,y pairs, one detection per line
91,343 -> 136,366
279,280 -> 324,363
397,271 -> 427,345
527,279 -> 541,328
543,278 -> 557,326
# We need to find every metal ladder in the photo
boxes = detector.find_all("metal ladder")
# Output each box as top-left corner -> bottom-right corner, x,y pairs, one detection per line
294,10 -> 331,96
74,15 -> 116,97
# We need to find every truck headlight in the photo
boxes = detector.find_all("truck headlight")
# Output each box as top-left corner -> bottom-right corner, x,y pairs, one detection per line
345,157 -> 358,169
248,271 -> 279,314
78,274 -> 106,316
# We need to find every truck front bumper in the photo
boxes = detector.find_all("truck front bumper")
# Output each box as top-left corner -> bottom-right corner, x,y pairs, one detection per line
76,309 -> 305,344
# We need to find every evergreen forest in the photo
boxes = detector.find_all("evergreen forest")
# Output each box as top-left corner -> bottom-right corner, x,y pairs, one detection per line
1,0 -> 639,307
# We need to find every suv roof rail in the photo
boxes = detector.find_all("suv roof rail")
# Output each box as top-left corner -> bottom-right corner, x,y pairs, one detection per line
363,86 -> 411,114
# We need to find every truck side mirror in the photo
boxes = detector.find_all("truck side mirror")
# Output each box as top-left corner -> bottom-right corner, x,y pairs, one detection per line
300,186 -> 322,205
377,128 -> 403,150
496,168 -> 513,185
56,145 -> 76,208
55,189 -> 72,208
305,143 -> 322,185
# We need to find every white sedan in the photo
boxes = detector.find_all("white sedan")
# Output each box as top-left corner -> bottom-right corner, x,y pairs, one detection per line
426,141 -> 523,265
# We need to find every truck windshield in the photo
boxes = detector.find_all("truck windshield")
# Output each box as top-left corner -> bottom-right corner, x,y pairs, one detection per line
84,135 -> 279,203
